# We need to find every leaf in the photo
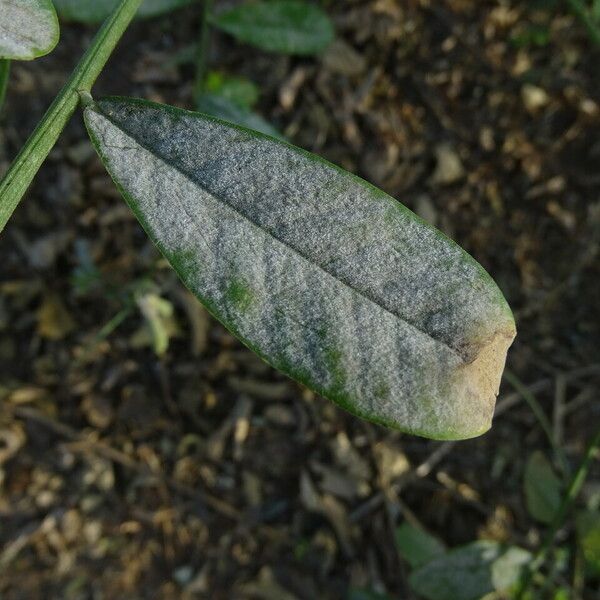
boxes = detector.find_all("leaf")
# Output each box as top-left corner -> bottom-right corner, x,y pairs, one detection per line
134,291 -> 178,355
409,541 -> 531,600
212,0 -> 334,56
0,0 -> 59,60
552,588 -> 570,600
53,0 -> 192,24
576,510 -> 600,575
196,92 -> 282,139
84,97 -> 516,440
524,451 -> 562,524
395,522 -> 446,569
510,25 -> 551,49
204,72 -> 260,110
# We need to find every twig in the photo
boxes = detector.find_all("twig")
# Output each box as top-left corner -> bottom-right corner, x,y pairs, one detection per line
415,442 -> 455,478
516,426 -> 600,599
494,378 -> 552,416
0,519 -> 43,568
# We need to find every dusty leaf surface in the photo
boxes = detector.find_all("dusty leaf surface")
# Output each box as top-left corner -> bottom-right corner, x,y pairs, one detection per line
0,0 -> 59,60
84,97 -> 516,440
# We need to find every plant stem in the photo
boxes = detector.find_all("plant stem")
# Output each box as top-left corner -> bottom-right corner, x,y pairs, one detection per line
504,370 -> 570,477
516,426 -> 600,598
0,0 -> 143,234
0,60 -> 10,115
194,0 -> 214,98
565,0 -> 600,46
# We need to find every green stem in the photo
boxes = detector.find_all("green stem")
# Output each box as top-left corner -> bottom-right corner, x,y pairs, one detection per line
0,60 -> 10,115
504,370 -> 570,477
194,0 -> 214,99
0,0 -> 143,233
516,427 -> 600,598
97,305 -> 134,340
564,0 -> 600,46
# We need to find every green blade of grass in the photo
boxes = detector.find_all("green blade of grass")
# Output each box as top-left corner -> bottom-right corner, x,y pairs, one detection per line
504,370 -> 570,477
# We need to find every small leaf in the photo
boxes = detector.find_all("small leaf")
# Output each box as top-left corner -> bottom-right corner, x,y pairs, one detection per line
490,545 -> 533,591
53,0 -> 192,24
510,25 -> 551,49
84,97 -> 516,440
134,291 -> 178,355
409,541 -> 531,600
576,510 -> 600,575
204,72 -> 260,110
196,92 -> 282,139
524,451 -> 562,524
395,522 -> 446,569
0,0 -> 59,60
552,588 -> 570,600
212,0 -> 334,56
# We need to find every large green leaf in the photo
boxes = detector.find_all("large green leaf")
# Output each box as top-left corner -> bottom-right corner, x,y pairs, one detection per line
0,0 -> 59,60
53,0 -> 192,24
212,0 -> 334,55
524,451 -> 562,524
409,541 -> 531,600
84,97 -> 516,440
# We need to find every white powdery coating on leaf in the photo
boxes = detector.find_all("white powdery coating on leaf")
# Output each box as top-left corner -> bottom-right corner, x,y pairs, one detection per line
0,0 -> 58,60
85,99 -> 516,439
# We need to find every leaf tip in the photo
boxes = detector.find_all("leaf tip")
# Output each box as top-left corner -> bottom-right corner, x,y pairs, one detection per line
449,324 -> 516,439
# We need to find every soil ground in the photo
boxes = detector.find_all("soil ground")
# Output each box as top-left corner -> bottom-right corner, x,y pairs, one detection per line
1,1 -> 599,598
